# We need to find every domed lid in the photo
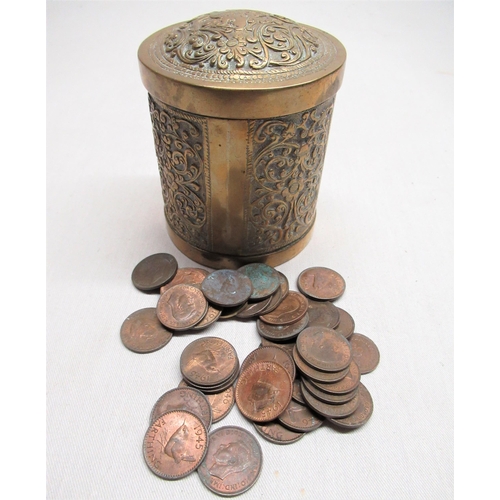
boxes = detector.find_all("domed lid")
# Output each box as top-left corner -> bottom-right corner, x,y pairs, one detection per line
138,10 -> 346,118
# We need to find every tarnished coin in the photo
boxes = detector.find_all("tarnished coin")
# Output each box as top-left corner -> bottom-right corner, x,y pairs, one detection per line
160,267 -> 209,295
257,313 -> 309,342
150,387 -> 212,430
333,307 -> 355,339
296,326 -> 352,372
253,421 -> 305,445
297,266 -> 346,301
349,333 -> 380,374
258,271 -> 289,316
259,291 -> 308,326
235,361 -> 292,422
291,376 -> 306,404
307,299 -> 340,329
219,302 -> 249,320
307,361 -> 361,395
143,409 -> 208,480
180,337 -> 238,388
120,308 -> 173,353
179,380 -> 235,423
301,378 -> 358,405
156,284 -> 208,331
235,295 -> 273,319
292,345 -> 350,383
197,426 -> 262,497
201,270 -> 253,307
329,383 -> 373,429
278,399 -> 324,433
131,253 -> 178,292
238,263 -> 281,300
191,303 -> 223,330
301,382 -> 360,419
240,346 -> 295,381
259,338 -> 295,357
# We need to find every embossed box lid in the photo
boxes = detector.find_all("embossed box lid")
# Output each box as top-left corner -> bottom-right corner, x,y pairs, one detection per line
138,10 -> 346,119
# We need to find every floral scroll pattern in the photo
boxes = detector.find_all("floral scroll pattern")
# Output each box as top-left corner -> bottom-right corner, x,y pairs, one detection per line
149,95 -> 210,249
245,99 -> 335,254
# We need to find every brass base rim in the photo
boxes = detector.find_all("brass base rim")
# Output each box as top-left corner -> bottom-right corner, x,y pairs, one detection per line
166,224 -> 315,270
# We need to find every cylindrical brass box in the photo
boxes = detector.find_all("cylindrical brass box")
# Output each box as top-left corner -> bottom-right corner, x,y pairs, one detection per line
138,10 -> 346,269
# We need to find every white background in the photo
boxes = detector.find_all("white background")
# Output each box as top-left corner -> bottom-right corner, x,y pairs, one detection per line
45,1 -> 453,498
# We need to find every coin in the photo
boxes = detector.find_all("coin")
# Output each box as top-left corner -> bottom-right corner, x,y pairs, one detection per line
131,253 -> 178,292
218,302 -> 249,320
240,346 -> 295,381
197,426 -> 262,497
349,333 -> 380,374
307,361 -> 361,395
150,387 -> 213,430
201,270 -> 253,307
333,307 -> 355,339
253,421 -> 305,445
297,266 -> 346,301
328,383 -> 373,429
278,398 -> 324,433
190,303 -> 223,330
159,267 -> 209,295
307,299 -> 340,329
258,271 -> 289,316
186,358 -> 240,394
292,345 -> 350,383
143,409 -> 208,480
259,290 -> 308,326
179,380 -> 235,423
120,308 -> 173,353
235,361 -> 292,422
291,376 -> 306,404
257,313 -> 309,342
259,338 -> 295,357
238,263 -> 281,300
235,295 -> 273,319
301,378 -> 358,405
156,284 -> 208,331
301,382 -> 360,419
180,337 -> 238,388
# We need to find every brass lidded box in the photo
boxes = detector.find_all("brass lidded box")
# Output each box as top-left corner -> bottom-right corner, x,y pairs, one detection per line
138,10 -> 346,269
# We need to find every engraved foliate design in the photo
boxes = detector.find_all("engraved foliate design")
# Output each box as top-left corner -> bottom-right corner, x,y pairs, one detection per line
246,99 -> 334,254
153,10 -> 335,84
149,95 -> 210,249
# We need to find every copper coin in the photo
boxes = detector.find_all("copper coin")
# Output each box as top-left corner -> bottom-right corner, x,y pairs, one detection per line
258,271 -> 289,316
186,358 -> 240,394
180,337 -> 238,388
240,346 -> 295,381
120,308 -> 172,353
334,307 -> 355,339
296,326 -> 352,372
197,426 -> 262,497
329,383 -> 373,429
218,302 -> 249,320
301,378 -> 358,405
307,361 -> 361,395
259,338 -> 295,357
156,284 -> 208,331
292,345 -> 350,383
191,303 -> 223,330
259,290 -> 308,326
278,399 -> 324,433
257,313 -> 309,342
179,380 -> 235,423
349,333 -> 380,374
297,266 -> 346,301
143,409 -> 208,480
301,382 -> 360,419
253,421 -> 305,445
291,376 -> 306,404
238,263 -> 281,300
235,295 -> 273,319
201,269 -> 253,307
150,387 -> 212,430
307,299 -> 340,329
159,267 -> 209,294
131,253 -> 178,292
235,361 -> 292,422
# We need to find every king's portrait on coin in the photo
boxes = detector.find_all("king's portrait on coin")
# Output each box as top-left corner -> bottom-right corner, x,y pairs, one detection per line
209,441 -> 254,480
167,290 -> 197,322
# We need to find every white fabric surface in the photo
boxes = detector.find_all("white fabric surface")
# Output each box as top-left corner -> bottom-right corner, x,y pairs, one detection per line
47,1 -> 453,498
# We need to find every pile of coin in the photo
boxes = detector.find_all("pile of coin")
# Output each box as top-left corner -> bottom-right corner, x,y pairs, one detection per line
122,252 -> 380,494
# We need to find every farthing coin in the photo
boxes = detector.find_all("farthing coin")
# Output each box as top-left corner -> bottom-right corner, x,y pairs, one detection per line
301,378 -> 358,405
240,346 -> 295,381
201,269 -> 253,307
292,345 -> 350,383
278,398 -> 324,433
257,313 -> 309,342
258,271 -> 289,315
160,267 -> 209,294
235,295 -> 273,319
197,426 -> 262,497
307,361 -> 361,395
143,410 -> 208,480
301,382 -> 361,419
238,263 -> 281,300
328,383 -> 374,429
307,299 -> 340,329
333,307 -> 355,339
349,333 -> 380,374
259,291 -> 308,326
156,284 -> 208,331
131,253 -> 178,292
253,421 -> 305,445
297,266 -> 346,301
120,308 -> 172,353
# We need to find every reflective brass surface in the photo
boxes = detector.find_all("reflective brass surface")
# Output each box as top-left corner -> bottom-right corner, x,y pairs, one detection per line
139,10 -> 346,269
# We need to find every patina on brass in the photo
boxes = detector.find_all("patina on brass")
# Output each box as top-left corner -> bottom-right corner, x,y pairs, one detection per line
138,10 -> 346,268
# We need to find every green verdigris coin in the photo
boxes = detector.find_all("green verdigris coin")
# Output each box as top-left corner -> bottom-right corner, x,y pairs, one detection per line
238,263 -> 281,300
